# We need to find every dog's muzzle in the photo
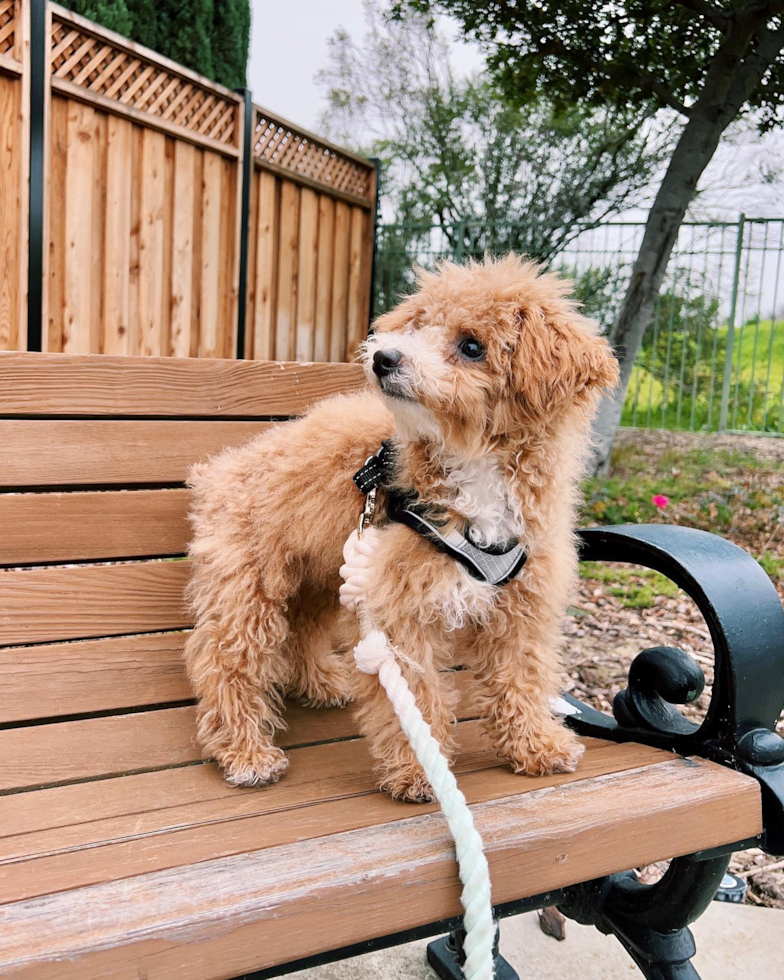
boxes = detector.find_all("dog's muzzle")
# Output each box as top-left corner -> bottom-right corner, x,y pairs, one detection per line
372,349 -> 403,378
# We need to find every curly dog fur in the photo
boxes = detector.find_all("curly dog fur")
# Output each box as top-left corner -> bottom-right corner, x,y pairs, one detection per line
184,255 -> 618,801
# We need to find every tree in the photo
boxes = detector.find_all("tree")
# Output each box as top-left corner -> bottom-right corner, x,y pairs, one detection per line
59,0 -> 250,90
213,0 -> 252,92
320,4 -> 671,320
318,3 -> 672,260
60,0 -> 133,36
154,0 -> 214,82
399,0 -> 784,472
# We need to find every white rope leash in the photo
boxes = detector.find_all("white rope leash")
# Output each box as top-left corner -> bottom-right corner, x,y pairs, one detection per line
340,526 -> 496,980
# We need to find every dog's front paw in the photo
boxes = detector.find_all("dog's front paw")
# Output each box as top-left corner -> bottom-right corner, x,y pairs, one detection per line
504,724 -> 585,777
220,747 -> 290,788
382,767 -> 435,804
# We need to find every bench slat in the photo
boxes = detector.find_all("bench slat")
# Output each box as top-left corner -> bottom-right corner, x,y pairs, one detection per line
0,633 -> 192,723
0,707 -> 199,791
0,489 -> 191,565
0,734 -> 674,906
0,757 -> 760,980
0,353 -> 366,417
0,421 -> 270,487
0,674 -> 479,788
0,560 -> 192,647
0,735 -> 661,862
0,636 -> 485,727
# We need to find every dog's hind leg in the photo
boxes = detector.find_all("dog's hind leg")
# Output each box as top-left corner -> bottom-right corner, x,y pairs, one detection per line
286,587 -> 353,708
184,565 -> 292,788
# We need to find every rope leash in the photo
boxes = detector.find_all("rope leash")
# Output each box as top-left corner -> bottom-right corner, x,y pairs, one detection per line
340,492 -> 496,980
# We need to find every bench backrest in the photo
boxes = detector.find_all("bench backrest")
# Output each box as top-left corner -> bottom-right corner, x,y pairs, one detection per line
0,352 -> 365,793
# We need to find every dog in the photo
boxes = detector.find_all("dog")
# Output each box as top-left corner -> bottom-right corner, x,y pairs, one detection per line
184,255 -> 618,801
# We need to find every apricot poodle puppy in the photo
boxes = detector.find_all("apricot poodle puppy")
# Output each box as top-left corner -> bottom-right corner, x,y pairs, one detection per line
184,255 -> 618,801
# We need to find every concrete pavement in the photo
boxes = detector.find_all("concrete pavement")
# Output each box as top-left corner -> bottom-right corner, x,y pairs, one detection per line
289,902 -> 782,979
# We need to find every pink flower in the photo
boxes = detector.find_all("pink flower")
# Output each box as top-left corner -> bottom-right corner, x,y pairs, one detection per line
652,494 -> 670,510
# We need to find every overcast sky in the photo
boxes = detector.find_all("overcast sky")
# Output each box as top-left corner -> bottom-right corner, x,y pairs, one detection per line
247,0 -> 483,129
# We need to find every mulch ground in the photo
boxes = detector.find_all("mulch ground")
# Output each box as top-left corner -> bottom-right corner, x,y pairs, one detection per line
569,428 -> 784,908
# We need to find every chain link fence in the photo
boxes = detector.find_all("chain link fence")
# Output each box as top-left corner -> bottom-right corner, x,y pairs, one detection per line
373,216 -> 784,433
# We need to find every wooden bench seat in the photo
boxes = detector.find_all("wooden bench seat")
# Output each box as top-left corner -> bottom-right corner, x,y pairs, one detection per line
0,694 -> 760,978
0,352 -> 767,980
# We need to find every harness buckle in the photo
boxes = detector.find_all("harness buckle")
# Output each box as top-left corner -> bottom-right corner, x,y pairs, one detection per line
358,487 -> 377,540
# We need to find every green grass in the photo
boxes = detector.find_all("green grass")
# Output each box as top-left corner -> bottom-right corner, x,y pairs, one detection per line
622,318 -> 784,432
579,561 -> 680,609
757,550 -> 784,580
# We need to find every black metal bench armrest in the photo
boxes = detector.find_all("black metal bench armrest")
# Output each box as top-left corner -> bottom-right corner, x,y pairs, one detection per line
569,524 -> 784,853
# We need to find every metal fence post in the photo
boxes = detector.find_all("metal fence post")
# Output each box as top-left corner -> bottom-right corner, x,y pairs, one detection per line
27,0 -> 47,351
235,88 -> 253,360
719,213 -> 746,431
454,220 -> 466,264
368,157 -> 382,329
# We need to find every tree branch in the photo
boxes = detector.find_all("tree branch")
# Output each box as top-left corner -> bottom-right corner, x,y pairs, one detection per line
724,18 -> 784,115
648,80 -> 691,117
532,34 -> 692,117
670,0 -> 733,31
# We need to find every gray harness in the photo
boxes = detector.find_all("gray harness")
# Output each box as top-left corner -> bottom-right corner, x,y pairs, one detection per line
353,443 -> 528,588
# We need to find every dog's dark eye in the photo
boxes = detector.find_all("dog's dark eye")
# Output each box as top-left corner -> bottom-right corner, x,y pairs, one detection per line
457,337 -> 486,361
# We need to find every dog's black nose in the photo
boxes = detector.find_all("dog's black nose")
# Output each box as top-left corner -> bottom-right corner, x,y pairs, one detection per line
373,349 -> 403,378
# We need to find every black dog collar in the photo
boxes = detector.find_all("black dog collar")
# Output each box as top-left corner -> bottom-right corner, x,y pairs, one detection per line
353,443 -> 528,587
352,440 -> 397,494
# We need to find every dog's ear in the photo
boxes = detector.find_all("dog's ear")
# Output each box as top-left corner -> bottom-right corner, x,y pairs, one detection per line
371,295 -> 425,335
500,308 -> 618,429
551,314 -> 619,396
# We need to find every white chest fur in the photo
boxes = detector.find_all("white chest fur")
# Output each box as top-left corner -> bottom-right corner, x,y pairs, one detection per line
441,456 -> 521,549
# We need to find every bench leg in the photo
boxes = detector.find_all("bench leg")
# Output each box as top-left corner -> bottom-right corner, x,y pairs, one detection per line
558,853 -> 730,980
426,921 -> 519,979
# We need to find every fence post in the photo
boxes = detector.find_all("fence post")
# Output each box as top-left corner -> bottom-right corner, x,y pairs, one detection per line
718,213 -> 746,431
367,157 -> 382,330
454,219 -> 466,264
27,0 -> 47,351
235,88 -> 253,359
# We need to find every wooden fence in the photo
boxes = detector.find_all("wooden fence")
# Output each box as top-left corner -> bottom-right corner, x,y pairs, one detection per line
245,109 -> 376,362
44,4 -> 243,358
4,1 -> 377,360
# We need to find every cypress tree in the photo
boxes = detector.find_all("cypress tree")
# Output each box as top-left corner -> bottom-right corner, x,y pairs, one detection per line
213,0 -> 251,90
127,0 -> 158,54
61,0 -> 133,36
59,0 -> 250,91
154,0 -> 214,82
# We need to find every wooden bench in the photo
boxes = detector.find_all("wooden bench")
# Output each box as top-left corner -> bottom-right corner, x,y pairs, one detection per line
0,351 -> 782,980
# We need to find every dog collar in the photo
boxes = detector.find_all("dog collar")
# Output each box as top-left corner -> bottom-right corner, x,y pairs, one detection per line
352,444 -> 528,588
352,440 -> 397,494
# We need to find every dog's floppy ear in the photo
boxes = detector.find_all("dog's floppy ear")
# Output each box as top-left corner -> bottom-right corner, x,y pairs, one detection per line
553,313 -> 619,396
502,307 -> 618,427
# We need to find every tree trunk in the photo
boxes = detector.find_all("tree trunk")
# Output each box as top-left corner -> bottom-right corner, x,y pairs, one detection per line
589,10 -> 784,475
589,112 -> 726,473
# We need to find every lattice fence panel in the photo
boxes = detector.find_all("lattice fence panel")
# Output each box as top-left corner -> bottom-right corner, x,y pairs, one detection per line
0,0 -> 18,59
50,13 -> 239,147
253,110 -> 373,202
